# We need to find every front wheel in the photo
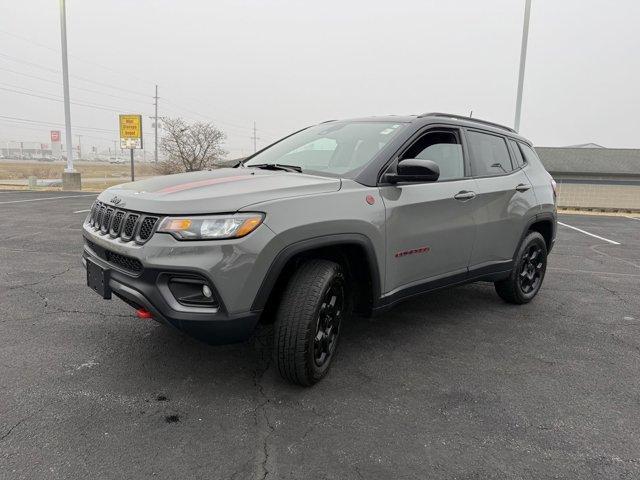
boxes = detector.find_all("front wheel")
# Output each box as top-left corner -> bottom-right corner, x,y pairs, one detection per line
495,231 -> 548,304
273,259 -> 349,386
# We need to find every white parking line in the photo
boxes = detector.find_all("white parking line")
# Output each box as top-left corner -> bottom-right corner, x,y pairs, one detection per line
73,209 -> 91,213
626,216 -> 640,222
558,221 -> 621,245
0,194 -> 96,204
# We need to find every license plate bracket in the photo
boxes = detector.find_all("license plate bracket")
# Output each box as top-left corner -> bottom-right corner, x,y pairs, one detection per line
86,259 -> 111,299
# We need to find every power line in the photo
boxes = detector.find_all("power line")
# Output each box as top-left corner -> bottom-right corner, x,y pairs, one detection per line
0,121 -> 113,143
162,99 -> 253,132
0,114 -> 116,133
0,84 -> 141,113
0,52 -> 150,98
0,80 -> 151,112
0,29 -> 155,86
0,53 -> 280,140
0,66 -> 153,105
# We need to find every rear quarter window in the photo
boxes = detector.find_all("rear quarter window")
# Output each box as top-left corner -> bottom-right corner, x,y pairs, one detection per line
518,143 -> 542,166
508,139 -> 526,167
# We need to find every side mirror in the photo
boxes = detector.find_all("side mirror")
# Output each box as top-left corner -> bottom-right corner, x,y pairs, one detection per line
384,159 -> 440,184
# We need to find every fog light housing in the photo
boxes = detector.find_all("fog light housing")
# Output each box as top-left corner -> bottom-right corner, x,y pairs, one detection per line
167,276 -> 219,308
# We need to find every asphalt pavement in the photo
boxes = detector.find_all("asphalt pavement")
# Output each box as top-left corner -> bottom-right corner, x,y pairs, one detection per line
1,190 -> 639,479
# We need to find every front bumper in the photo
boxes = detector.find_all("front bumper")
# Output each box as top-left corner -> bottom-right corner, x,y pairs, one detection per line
81,221 -> 276,344
82,250 -> 259,344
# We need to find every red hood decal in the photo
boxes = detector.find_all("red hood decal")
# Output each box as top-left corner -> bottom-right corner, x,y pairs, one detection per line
157,175 -> 253,194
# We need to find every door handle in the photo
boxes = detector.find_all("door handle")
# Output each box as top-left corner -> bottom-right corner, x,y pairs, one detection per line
454,190 -> 476,201
515,183 -> 531,192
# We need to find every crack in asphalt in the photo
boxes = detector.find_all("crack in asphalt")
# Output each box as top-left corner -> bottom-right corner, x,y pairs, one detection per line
6,266 -> 71,292
7,283 -> 132,319
590,244 -> 640,269
0,405 -> 47,443
251,348 -> 275,480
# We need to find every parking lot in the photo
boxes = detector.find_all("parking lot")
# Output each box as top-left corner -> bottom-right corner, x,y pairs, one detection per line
1,190 -> 639,479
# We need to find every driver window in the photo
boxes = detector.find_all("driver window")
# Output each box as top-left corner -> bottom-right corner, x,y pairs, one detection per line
401,130 -> 464,181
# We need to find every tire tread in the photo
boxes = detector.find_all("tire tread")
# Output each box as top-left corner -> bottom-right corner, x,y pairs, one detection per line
274,259 -> 340,386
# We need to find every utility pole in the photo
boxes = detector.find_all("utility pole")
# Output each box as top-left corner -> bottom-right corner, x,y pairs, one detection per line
113,140 -> 118,161
251,121 -> 259,152
514,0 -> 532,132
153,84 -> 159,162
59,0 -> 74,172
77,134 -> 82,160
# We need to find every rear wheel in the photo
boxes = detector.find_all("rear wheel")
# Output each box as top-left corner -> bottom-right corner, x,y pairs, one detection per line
495,231 -> 547,304
273,259 -> 349,386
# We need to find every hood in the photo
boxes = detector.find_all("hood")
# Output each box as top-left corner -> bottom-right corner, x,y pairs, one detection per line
97,168 -> 341,214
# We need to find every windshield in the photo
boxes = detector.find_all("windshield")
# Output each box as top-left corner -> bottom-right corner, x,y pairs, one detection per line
243,121 -> 406,177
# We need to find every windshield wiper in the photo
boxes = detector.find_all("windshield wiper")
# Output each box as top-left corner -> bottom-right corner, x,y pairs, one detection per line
247,163 -> 302,173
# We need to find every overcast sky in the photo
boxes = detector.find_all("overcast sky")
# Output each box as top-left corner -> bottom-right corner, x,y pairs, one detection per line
1,0 -> 639,157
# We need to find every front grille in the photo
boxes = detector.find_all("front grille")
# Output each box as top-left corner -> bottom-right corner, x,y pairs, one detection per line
86,201 -> 160,244
85,238 -> 143,274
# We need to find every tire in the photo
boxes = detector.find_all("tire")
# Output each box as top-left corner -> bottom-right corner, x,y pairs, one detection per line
495,231 -> 548,304
273,259 -> 349,386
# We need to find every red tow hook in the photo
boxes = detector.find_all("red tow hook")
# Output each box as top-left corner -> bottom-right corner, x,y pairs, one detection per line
136,308 -> 153,319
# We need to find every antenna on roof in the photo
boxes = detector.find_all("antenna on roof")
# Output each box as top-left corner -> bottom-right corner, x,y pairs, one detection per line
469,110 -> 473,118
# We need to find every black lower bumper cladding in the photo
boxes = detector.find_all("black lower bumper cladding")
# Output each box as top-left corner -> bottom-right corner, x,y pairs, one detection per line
81,247 -> 260,345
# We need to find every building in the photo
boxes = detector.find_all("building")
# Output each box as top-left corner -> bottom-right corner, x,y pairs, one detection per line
536,147 -> 640,211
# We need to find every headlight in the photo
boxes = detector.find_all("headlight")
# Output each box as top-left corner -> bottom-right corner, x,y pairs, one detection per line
157,213 -> 264,240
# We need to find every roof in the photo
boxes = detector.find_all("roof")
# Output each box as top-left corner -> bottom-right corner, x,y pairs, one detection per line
563,143 -> 606,149
536,147 -> 640,176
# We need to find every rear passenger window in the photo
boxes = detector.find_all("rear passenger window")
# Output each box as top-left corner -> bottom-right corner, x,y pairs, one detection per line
508,139 -> 525,167
467,131 -> 513,176
401,130 -> 465,181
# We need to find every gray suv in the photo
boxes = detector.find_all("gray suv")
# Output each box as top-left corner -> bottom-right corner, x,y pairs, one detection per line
83,113 -> 557,386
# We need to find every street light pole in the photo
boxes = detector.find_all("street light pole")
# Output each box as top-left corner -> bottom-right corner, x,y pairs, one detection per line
59,0 -> 74,172
514,0 -> 532,133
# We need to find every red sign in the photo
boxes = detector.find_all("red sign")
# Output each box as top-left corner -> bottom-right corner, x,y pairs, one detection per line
50,131 -> 61,142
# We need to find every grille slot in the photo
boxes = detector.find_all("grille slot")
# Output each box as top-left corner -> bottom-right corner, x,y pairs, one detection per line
122,213 -> 139,239
101,208 -> 114,233
95,204 -> 106,228
138,217 -> 158,241
110,210 -> 125,237
87,201 -> 160,244
89,202 -> 99,226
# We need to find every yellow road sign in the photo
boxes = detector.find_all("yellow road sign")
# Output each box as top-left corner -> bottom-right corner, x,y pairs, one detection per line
119,114 -> 143,149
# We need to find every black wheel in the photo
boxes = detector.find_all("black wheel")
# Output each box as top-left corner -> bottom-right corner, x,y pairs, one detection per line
273,259 -> 349,386
495,231 -> 547,304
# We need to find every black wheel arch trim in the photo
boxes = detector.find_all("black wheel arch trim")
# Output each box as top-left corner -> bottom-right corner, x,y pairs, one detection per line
514,212 -> 557,261
250,233 -> 382,312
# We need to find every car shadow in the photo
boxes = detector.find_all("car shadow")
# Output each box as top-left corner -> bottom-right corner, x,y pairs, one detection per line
98,282 -> 506,390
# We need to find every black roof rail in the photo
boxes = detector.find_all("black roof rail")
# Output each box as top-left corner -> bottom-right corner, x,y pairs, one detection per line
417,112 -> 516,133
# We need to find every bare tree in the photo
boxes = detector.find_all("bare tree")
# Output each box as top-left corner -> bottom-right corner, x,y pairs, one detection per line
157,117 -> 227,174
